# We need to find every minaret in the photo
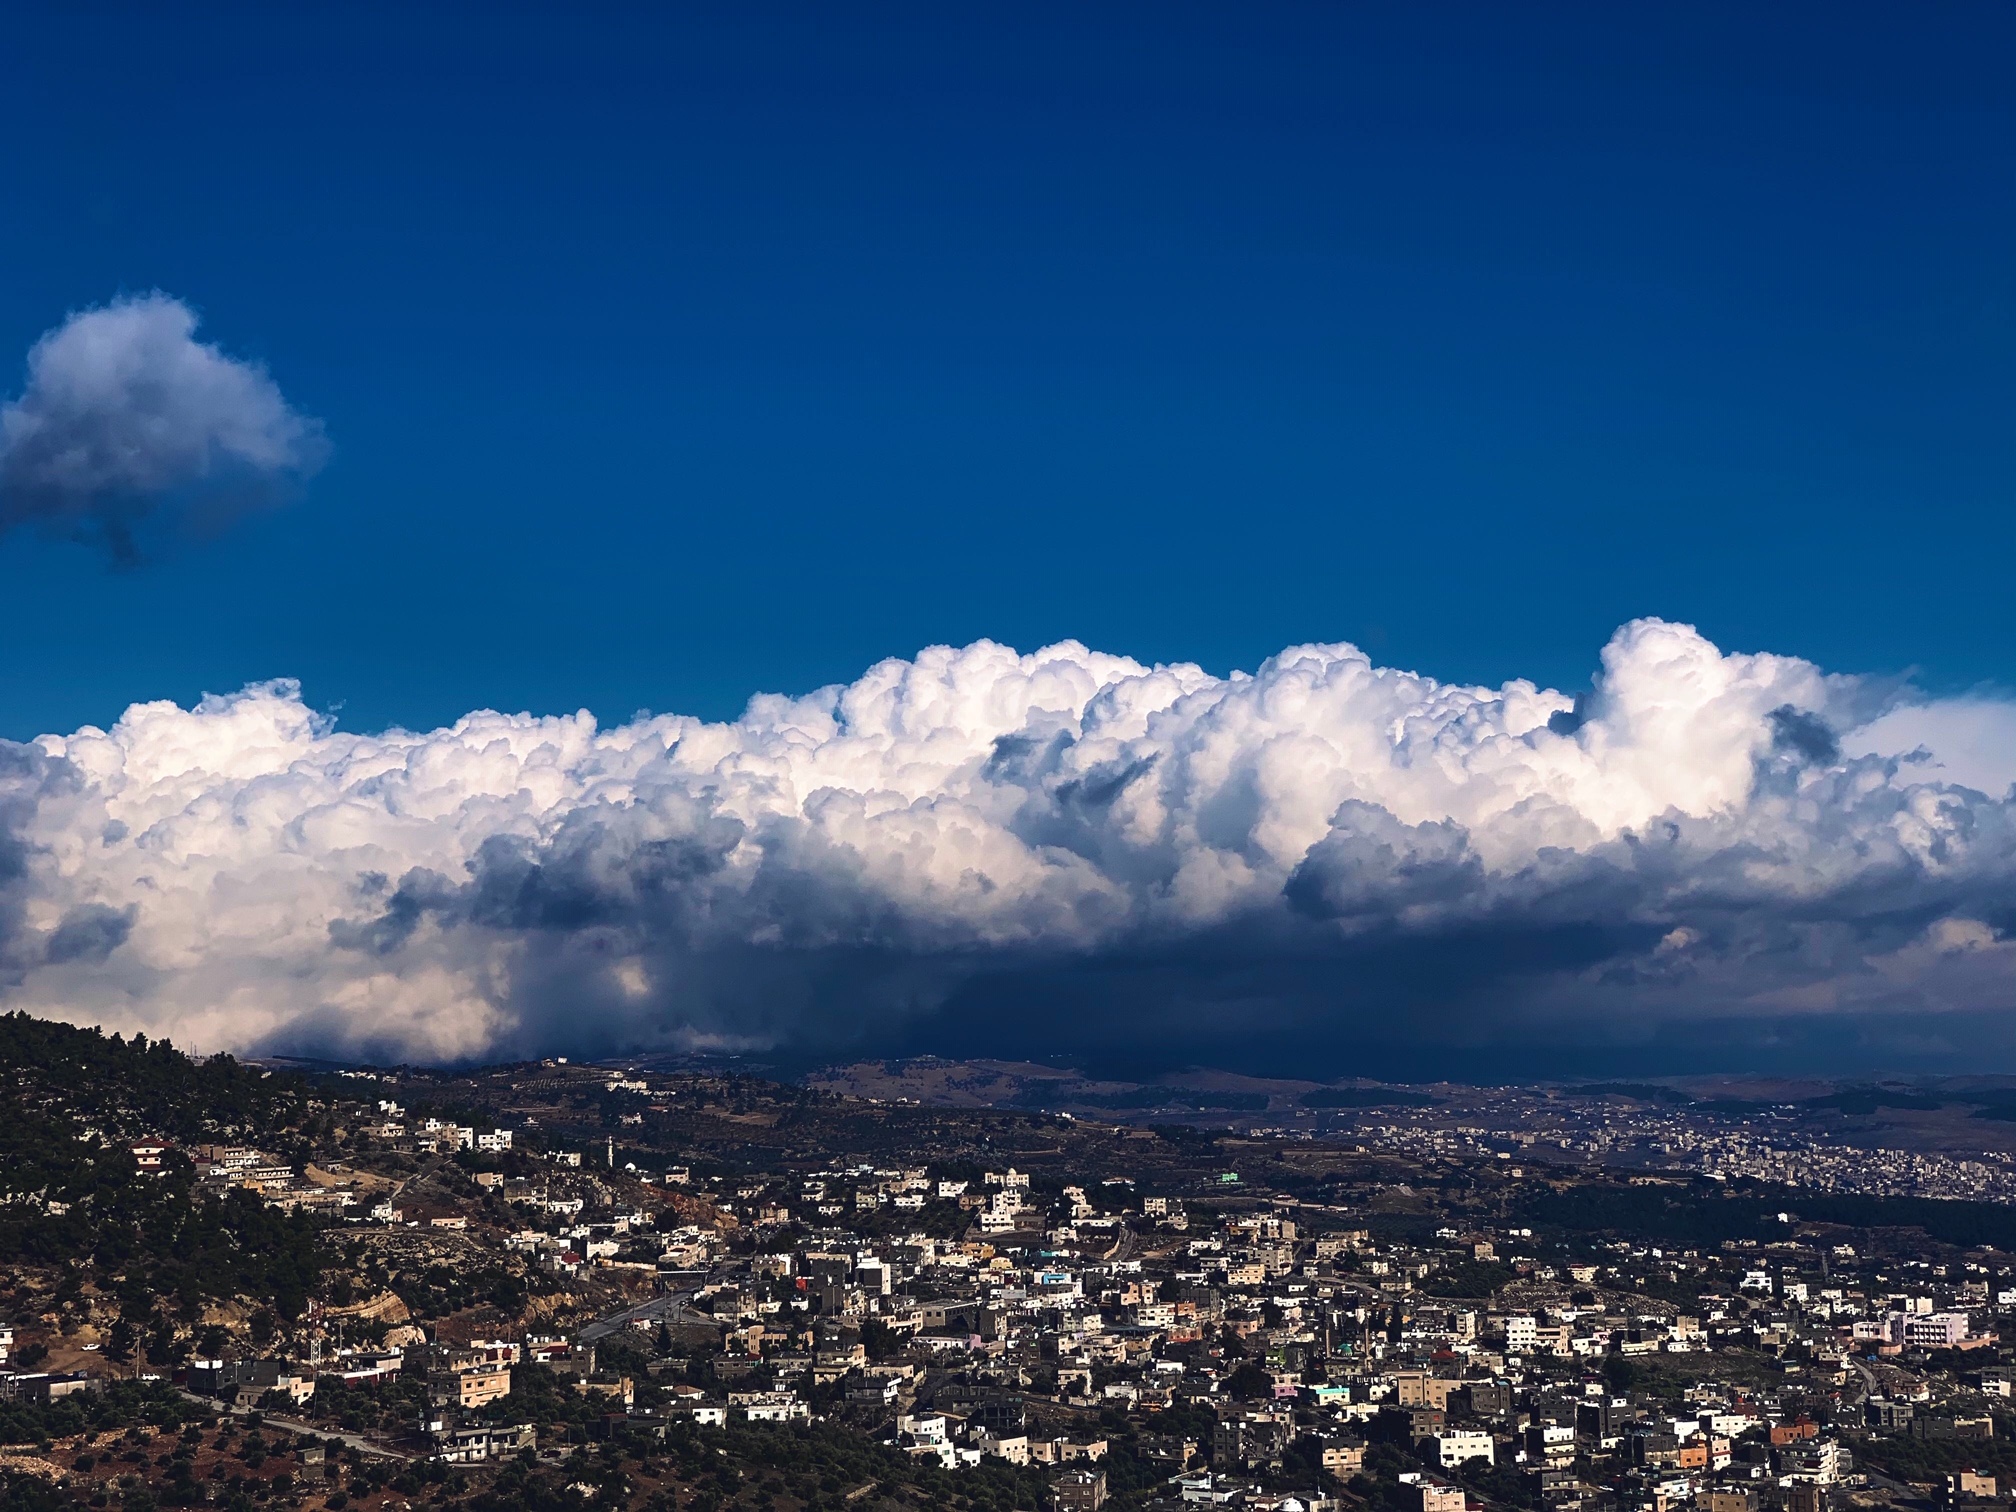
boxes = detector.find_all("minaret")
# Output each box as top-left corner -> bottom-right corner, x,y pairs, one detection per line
607,1136 -> 614,1169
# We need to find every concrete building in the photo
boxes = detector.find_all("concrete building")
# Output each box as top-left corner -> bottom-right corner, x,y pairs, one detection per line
1052,1468 -> 1107,1511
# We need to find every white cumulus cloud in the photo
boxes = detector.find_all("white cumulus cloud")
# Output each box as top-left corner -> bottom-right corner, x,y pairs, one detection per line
0,293 -> 327,561
1,618 -> 2014,1067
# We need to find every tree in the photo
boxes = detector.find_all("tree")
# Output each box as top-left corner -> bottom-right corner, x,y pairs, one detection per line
1227,1363 -> 1274,1401
859,1320 -> 902,1362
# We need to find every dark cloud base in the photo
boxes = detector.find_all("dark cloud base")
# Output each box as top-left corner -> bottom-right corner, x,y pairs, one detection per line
258,916 -> 2016,1080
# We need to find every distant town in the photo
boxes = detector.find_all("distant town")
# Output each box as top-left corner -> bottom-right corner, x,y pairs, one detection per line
9,1020 -> 2016,1512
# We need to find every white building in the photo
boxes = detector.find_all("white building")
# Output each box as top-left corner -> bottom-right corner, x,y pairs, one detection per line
1899,1311 -> 1972,1348
1433,1430 -> 1495,1468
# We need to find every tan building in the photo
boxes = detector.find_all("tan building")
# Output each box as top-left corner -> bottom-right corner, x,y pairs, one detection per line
577,1374 -> 635,1409
1321,1440 -> 1366,1475
453,1364 -> 512,1408
1028,1439 -> 1108,1464
1395,1371 -> 1461,1410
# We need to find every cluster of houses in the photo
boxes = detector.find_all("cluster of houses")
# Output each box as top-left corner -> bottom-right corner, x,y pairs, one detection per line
111,1102 -> 2016,1510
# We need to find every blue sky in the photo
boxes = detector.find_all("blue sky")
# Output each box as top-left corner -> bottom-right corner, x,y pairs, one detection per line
2,3 -> 2011,739
6,6 -> 2016,1073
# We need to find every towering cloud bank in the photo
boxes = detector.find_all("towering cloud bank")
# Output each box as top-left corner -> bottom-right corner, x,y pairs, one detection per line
2,620 -> 2013,1068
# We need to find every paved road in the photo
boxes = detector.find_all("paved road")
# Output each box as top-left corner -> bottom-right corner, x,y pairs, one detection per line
390,1154 -> 447,1201
576,1289 -> 698,1346
177,1388 -> 408,1460
1846,1355 -> 1879,1406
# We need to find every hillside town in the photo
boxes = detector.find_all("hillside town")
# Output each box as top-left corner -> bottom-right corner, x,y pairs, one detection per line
10,1028 -> 2016,1512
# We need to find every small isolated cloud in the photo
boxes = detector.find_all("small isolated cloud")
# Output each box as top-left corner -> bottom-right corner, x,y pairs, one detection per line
0,293 -> 327,562
2,620 -> 2016,1073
